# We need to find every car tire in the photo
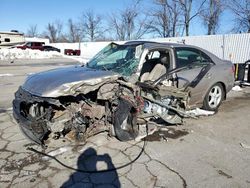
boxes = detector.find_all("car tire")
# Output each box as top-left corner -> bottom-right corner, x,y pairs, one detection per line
113,98 -> 139,141
203,83 -> 225,111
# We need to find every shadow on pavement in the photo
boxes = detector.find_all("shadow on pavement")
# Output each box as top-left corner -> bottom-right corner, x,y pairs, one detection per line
61,147 -> 121,187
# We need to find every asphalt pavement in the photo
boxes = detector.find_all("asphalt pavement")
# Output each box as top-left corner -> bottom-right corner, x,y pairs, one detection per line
0,58 -> 250,188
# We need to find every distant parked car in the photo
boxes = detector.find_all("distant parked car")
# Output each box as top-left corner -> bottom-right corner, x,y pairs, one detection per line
43,45 -> 61,53
16,42 -> 45,51
64,49 -> 81,56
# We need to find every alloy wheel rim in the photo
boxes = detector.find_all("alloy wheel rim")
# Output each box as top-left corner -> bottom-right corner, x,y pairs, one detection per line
208,85 -> 222,109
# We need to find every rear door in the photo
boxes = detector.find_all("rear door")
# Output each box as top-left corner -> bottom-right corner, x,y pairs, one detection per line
174,47 -> 214,107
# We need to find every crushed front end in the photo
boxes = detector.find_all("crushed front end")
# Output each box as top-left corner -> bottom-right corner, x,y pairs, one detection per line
13,87 -> 55,145
12,78 -> 140,145
13,86 -> 113,145
13,78 -> 190,146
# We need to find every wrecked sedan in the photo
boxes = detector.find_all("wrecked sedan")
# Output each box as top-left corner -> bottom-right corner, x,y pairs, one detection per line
13,41 -> 235,145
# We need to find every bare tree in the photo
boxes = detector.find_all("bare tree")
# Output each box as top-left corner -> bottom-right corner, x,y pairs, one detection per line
44,20 -> 63,43
108,0 -> 150,40
80,10 -> 103,41
45,23 -> 57,42
26,24 -> 38,37
123,5 -> 138,40
67,19 -> 83,42
109,12 -> 126,40
148,0 -> 171,37
201,0 -> 223,35
135,15 -> 151,39
148,0 -> 182,37
178,0 -> 206,36
228,0 -> 250,33
170,0 -> 183,36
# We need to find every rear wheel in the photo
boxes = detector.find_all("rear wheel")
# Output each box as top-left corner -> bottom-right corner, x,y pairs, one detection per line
203,83 -> 224,111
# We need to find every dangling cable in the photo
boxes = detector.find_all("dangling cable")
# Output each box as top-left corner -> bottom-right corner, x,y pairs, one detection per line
27,127 -> 148,173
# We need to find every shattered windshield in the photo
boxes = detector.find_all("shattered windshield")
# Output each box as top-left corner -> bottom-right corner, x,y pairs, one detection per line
86,43 -> 143,76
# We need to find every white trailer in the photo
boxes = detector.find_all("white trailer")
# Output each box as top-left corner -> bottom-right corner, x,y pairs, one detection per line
0,31 -> 25,49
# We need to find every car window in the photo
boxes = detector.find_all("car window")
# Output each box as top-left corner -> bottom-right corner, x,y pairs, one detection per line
148,51 -> 160,59
87,43 -> 142,77
96,48 -> 127,65
175,47 -> 212,68
26,42 -> 31,47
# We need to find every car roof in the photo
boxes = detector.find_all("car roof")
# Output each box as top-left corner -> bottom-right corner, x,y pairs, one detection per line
124,40 -> 206,51
44,45 -> 57,48
124,40 -> 186,48
124,40 -> 223,63
27,42 -> 45,44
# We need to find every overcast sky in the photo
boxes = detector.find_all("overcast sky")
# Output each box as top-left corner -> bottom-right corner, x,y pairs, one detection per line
1,0 -> 234,37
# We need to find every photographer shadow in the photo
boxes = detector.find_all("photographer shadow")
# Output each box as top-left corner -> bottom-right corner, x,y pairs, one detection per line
61,147 -> 121,188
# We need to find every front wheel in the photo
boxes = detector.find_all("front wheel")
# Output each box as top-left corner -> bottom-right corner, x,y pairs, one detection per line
113,98 -> 139,141
203,83 -> 225,111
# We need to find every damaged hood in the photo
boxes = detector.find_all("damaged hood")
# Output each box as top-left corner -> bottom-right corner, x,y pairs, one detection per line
22,65 -> 120,97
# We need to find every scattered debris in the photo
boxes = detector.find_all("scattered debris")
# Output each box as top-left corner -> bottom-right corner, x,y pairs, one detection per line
240,142 -> 250,149
42,146 -> 71,160
4,154 -> 41,171
186,108 -> 215,116
30,178 -> 36,182
143,128 -> 189,142
217,170 -> 232,179
135,123 -> 158,141
232,85 -> 243,91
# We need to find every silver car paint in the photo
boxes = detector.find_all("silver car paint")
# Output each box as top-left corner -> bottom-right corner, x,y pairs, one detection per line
22,65 -> 119,98
174,50 -> 234,108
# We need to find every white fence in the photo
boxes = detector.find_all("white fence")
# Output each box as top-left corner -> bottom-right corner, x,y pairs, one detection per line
51,33 -> 250,64
152,33 -> 250,64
